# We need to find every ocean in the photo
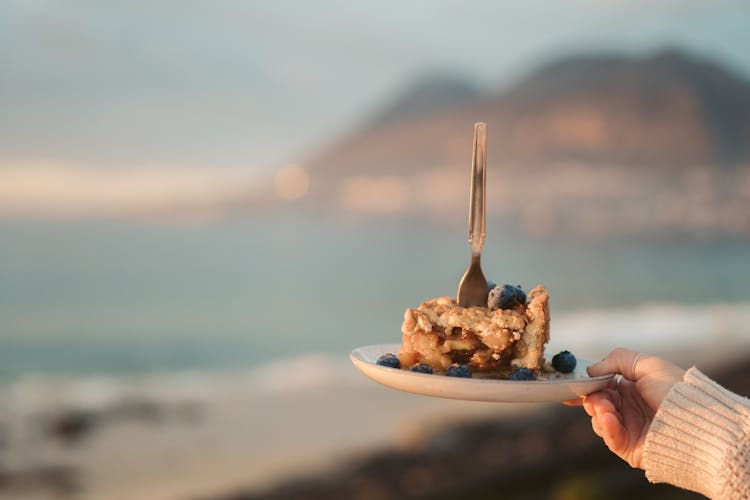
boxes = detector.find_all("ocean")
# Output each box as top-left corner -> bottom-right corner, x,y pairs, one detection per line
2,213 -> 750,500
1,213 -> 749,379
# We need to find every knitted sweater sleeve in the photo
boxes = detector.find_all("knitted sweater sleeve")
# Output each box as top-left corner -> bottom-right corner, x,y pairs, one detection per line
642,367 -> 750,499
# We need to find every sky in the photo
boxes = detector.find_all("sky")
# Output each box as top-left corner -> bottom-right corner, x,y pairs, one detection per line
1,0 -> 749,174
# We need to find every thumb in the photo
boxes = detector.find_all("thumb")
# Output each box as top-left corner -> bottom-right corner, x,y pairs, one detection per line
587,348 -> 642,381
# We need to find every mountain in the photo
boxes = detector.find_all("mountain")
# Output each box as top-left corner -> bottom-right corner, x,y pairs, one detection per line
299,50 -> 750,238
497,50 -> 750,166
363,74 -> 480,130
308,50 -> 750,176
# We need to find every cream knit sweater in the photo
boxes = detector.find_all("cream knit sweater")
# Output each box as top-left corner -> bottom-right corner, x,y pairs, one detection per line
643,367 -> 750,499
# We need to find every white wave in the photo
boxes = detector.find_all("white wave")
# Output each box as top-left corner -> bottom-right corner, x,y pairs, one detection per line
551,301 -> 750,360
0,353 -> 364,420
2,302 -> 749,415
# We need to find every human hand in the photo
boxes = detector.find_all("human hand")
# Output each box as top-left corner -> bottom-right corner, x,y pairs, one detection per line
564,348 -> 686,468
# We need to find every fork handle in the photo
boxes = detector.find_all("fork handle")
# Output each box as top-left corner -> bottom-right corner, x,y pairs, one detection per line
468,122 -> 486,256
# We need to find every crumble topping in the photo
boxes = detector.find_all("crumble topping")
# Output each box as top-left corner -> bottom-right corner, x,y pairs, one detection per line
398,285 -> 549,374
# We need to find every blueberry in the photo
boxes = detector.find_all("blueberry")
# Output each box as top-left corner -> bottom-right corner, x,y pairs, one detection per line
552,351 -> 577,373
487,281 -> 497,291
508,367 -> 536,381
488,284 -> 527,310
411,363 -> 433,374
446,364 -> 472,378
376,353 -> 400,369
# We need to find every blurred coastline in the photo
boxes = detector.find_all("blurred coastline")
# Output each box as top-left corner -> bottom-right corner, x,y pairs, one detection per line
1,301 -> 749,499
2,234 -> 750,499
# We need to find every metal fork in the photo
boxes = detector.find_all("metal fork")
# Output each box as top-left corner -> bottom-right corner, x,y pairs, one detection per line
456,122 -> 489,307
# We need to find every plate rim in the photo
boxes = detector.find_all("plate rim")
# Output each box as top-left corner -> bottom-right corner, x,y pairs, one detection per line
350,343 -> 614,402
351,343 -> 613,384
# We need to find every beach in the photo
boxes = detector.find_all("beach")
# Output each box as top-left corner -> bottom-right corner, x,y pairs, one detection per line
2,302 -> 749,500
0,351 -> 544,500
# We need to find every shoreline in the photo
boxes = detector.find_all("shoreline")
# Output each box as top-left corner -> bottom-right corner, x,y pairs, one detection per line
1,302 -> 750,499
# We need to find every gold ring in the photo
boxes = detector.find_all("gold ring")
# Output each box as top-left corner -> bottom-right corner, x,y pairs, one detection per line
631,352 -> 643,381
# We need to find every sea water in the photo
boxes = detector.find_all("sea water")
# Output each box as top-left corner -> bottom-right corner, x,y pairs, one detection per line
1,213 -> 749,379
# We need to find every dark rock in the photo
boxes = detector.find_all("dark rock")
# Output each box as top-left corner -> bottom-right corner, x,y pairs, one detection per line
0,465 -> 79,498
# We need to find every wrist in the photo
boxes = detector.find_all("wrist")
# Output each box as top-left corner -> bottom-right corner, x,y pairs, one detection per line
642,367 -> 750,498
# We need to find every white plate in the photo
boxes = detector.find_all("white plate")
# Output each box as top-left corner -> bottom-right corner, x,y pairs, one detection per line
350,343 -> 613,403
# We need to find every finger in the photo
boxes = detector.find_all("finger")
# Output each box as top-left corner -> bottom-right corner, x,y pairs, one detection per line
599,410 -> 628,453
585,391 -> 617,416
582,395 -> 598,417
617,375 -> 637,398
561,397 -> 583,406
597,390 -> 620,415
591,415 -> 604,438
589,390 -> 627,451
587,348 -> 642,381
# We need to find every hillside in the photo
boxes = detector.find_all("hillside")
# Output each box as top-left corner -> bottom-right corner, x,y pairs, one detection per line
298,50 -> 750,239
309,50 -> 750,175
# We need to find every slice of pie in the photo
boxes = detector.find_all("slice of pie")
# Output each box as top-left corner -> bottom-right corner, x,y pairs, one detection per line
398,285 -> 549,376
